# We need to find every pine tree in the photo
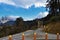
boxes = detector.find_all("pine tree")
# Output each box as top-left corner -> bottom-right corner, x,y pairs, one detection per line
46,0 -> 60,16
15,17 -> 24,32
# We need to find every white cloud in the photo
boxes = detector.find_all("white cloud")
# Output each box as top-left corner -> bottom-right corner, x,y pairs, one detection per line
24,18 -> 34,21
0,0 -> 16,5
37,11 -> 48,18
8,16 -> 34,21
0,0 -> 47,9
8,15 -> 20,19
7,15 -> 20,20
34,2 -> 46,8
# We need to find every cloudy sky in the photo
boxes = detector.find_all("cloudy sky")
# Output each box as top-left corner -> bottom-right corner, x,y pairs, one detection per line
0,0 -> 48,21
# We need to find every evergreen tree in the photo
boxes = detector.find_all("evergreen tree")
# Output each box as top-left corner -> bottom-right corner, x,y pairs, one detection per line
46,0 -> 60,16
15,17 -> 24,32
16,17 -> 23,27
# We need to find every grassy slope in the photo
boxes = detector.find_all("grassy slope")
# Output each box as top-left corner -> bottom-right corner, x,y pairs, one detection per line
44,21 -> 60,34
43,14 -> 60,34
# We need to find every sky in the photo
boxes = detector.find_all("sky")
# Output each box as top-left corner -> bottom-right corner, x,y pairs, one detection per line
0,0 -> 48,21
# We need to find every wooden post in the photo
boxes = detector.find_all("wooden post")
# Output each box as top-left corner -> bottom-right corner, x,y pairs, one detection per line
45,33 -> 48,40
57,33 -> 59,40
34,32 -> 36,40
22,33 -> 24,40
8,35 -> 12,40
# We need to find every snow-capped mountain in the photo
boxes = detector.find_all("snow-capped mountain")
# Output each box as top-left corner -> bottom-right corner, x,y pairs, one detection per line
0,16 -> 9,24
0,16 -> 19,24
0,16 -> 19,26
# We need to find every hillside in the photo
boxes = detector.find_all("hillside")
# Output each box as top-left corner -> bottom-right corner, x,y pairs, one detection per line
44,21 -> 60,34
0,17 -> 39,38
43,13 -> 60,34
